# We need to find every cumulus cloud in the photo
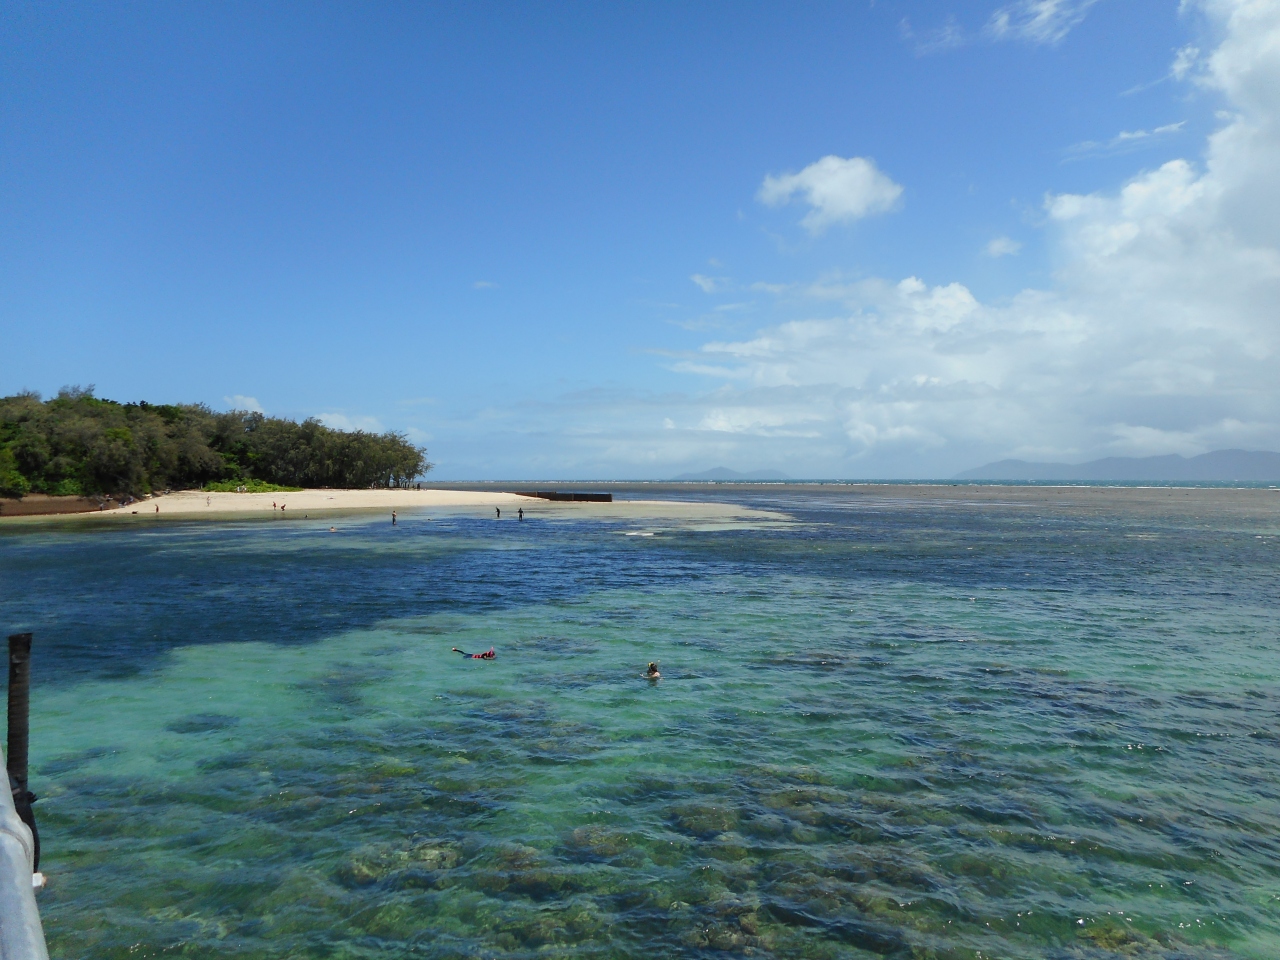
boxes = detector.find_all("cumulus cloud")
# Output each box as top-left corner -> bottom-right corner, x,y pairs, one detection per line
676,0 -> 1280,471
224,395 -> 264,413
421,0 -> 1279,479
759,156 -> 903,234
987,0 -> 1101,45
985,236 -> 1022,257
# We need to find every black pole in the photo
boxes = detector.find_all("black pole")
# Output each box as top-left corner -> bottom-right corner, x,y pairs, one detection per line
7,633 -> 38,871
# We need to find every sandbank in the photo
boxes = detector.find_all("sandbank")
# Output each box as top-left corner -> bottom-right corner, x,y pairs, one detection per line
0,487 -> 790,527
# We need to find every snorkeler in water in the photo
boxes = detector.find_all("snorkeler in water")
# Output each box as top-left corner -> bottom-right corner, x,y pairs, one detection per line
452,646 -> 496,660
645,661 -> 661,680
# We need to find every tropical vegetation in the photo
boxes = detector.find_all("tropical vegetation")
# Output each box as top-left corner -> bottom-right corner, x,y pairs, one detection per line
201,479 -> 302,493
0,387 -> 429,498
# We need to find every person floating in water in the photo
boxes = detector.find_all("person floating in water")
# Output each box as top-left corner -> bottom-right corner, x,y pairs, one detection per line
645,661 -> 661,680
452,646 -> 496,660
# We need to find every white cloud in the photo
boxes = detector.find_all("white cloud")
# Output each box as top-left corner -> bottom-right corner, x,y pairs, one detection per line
318,412 -> 386,433
224,394 -> 264,413
985,236 -> 1022,257
750,281 -> 791,294
904,1 -> 1098,59
690,273 -> 727,293
1066,121 -> 1186,159
473,280 -> 498,289
699,405 -> 824,437
759,156 -> 903,234
900,16 -> 968,55
672,0 -> 1280,470
1171,44 -> 1201,80
418,0 -> 1280,480
987,0 -> 1101,45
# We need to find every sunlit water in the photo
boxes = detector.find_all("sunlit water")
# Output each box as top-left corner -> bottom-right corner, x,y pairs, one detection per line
2,488 -> 1279,959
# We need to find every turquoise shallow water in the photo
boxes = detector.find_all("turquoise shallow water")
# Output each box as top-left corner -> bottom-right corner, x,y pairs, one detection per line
2,488 -> 1279,959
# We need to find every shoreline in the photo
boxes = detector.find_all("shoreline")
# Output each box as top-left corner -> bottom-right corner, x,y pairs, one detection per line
0,487 -> 790,526
4,482 -> 1275,527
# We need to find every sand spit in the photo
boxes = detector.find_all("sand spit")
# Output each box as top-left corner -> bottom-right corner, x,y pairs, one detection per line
0,487 -> 790,526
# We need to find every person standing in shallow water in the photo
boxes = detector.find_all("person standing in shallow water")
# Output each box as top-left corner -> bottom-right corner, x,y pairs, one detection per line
518,507 -> 523,520
392,510 -> 397,525
496,507 -> 501,519
645,661 -> 661,680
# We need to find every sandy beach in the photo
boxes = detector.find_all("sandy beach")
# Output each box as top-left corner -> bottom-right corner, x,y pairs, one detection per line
0,487 -> 790,526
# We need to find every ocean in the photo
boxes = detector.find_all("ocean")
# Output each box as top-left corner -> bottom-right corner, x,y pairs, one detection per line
1,485 -> 1278,959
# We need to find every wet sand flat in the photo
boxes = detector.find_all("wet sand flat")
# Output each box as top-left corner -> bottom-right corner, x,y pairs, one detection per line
0,487 -> 790,525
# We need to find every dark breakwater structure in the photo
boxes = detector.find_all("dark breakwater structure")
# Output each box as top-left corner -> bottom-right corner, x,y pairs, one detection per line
527,492 -> 613,502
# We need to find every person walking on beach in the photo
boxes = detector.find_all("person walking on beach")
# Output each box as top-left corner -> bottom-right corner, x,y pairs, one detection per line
206,496 -> 211,507
155,504 -> 159,515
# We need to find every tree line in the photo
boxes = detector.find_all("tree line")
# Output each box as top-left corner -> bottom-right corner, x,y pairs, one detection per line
0,387 -> 430,497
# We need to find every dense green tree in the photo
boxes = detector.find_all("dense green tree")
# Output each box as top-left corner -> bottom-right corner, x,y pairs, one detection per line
0,387 -> 429,497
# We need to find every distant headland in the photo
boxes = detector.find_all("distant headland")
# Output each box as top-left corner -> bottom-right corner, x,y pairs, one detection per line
672,467 -> 792,481
955,449 -> 1280,482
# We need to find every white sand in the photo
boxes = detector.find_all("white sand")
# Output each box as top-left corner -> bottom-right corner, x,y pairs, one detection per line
11,488 -> 789,526
127,488 -> 527,516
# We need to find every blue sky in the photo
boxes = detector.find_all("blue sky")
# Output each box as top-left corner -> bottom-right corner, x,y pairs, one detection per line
4,1 -> 1278,478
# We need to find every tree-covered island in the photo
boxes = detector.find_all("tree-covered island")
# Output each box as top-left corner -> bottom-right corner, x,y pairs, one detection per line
0,387 -> 429,498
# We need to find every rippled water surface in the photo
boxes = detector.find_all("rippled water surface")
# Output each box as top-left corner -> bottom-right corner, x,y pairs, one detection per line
2,486 -> 1279,959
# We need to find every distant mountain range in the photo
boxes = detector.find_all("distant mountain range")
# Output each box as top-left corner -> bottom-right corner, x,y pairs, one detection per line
955,449 -> 1280,482
672,467 -> 792,481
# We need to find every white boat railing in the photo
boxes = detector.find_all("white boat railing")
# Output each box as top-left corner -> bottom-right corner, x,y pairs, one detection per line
1,633 -> 47,960
0,772 -> 45,960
